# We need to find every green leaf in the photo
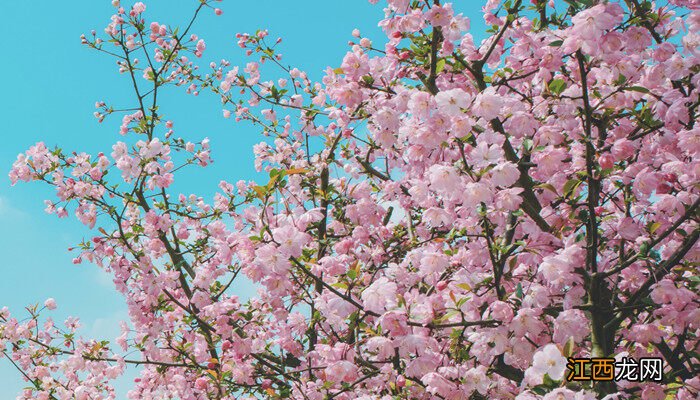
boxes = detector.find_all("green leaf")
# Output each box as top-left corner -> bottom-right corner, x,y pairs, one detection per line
332,282 -> 348,289
625,86 -> 650,93
549,79 -> 567,95
648,221 -> 661,234
435,58 -> 446,74
563,336 -> 576,357
563,178 -> 582,198
536,183 -> 559,195
639,242 -> 650,257
270,85 -> 280,100
531,386 -> 547,396
548,40 -> 563,47
542,373 -> 559,387
614,74 -> 628,86
251,185 -> 268,199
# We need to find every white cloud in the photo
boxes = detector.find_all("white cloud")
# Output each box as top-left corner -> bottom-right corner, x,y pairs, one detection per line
88,308 -> 130,341
0,195 -> 27,219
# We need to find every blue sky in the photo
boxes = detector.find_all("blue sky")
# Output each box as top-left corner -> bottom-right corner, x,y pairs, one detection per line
0,1 -> 485,397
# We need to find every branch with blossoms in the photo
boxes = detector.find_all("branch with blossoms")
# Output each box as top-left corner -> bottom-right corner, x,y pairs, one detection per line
4,0 -> 700,399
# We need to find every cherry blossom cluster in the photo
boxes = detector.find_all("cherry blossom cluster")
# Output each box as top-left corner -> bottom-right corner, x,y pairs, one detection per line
4,0 -> 700,399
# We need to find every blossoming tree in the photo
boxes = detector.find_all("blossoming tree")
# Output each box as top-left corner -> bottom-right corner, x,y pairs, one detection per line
4,0 -> 700,398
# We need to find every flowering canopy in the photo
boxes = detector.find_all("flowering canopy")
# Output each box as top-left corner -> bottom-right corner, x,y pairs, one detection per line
4,0 -> 700,399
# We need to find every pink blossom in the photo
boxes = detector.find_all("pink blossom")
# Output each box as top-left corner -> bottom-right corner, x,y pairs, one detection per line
489,162 -> 519,187
472,90 -> 503,120
272,225 -> 309,257
44,298 -> 57,310
425,5 -> 453,27
434,88 -> 471,116
553,309 -> 588,344
641,384 -> 666,400
529,344 -> 567,381
428,164 -> 460,195
4,1 -> 700,399
495,187 -> 523,211
325,360 -> 358,383
194,377 -> 208,390
422,372 -> 457,397
570,4 -> 621,40
611,138 -> 636,160
361,277 -> 397,313
341,50 -> 369,79
131,2 -> 146,15
407,90 -> 434,119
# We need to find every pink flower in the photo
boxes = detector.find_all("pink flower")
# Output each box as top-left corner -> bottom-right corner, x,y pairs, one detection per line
601,31 -> 623,53
365,336 -> 394,360
341,50 -> 369,79
272,225 -> 310,257
325,360 -> 358,383
611,138 -> 636,160
641,383 -> 666,400
6,1 -> 700,399
629,324 -> 665,346
195,39 -> 206,57
131,2 -> 146,14
194,377 -> 208,390
532,146 -> 568,177
633,168 -> 660,197
624,26 -> 652,52
538,245 -> 583,288
528,344 -> 567,382
598,153 -> 614,169
505,111 -> 537,138
44,298 -> 57,310
678,128 -> 700,156
463,182 -> 492,205
616,217 -> 642,241
422,372 -> 457,397
488,301 -> 513,323
463,366 -> 489,395
489,162 -> 519,187
570,4 -> 621,40
495,187 -> 524,211
553,309 -> 588,344
435,88 -> 470,116
379,310 -> 410,336
428,164 -> 460,195
407,90 -> 434,119
420,252 -> 448,276
471,142 -> 503,168
361,277 -> 397,313
472,90 -> 503,120
650,279 -> 679,305
511,308 -> 546,337
425,5 -> 453,27
423,207 -> 452,226
543,388 -> 596,400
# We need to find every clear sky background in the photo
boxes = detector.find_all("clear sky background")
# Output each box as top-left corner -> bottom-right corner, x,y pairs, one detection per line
0,1 -> 485,397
